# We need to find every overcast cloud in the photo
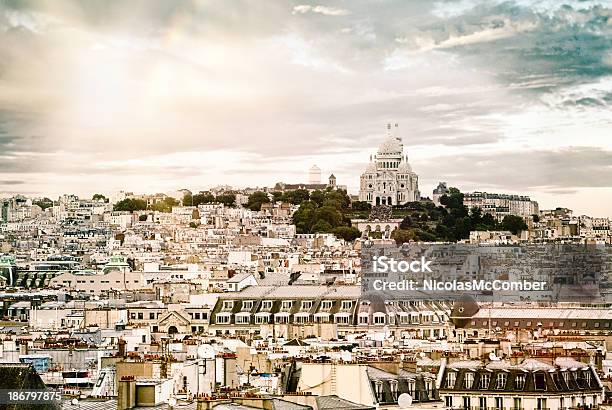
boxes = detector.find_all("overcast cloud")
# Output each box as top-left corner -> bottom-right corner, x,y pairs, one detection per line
0,0 -> 611,216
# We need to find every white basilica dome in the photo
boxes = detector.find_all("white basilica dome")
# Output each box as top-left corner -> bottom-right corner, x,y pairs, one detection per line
397,161 -> 412,173
377,136 -> 403,156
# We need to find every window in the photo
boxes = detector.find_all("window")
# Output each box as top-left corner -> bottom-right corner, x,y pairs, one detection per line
281,301 -> 293,310
479,373 -> 490,389
216,314 -> 230,324
341,301 -> 352,310
389,380 -> 398,401
374,315 -> 385,325
275,315 -> 288,324
321,300 -> 333,310
446,372 -> 456,388
335,316 -> 350,324
223,301 -> 234,310
515,374 -> 525,390
534,372 -> 546,390
563,371 -> 571,385
496,373 -> 507,389
464,372 -> 474,389
495,397 -> 503,410
149,313 -> 155,319
462,396 -> 471,410
358,315 -> 368,325
255,315 -> 268,324
194,313 -> 201,320
375,381 -> 383,402
137,313 -> 143,320
479,397 -> 487,410
584,370 -> 591,385
513,397 -> 521,410
242,301 -> 253,310
262,300 -> 272,310
235,315 -> 249,324
536,398 -> 547,410
301,300 -> 313,310
445,396 -> 453,407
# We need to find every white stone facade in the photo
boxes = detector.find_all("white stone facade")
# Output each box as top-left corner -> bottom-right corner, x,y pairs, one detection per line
359,134 -> 419,206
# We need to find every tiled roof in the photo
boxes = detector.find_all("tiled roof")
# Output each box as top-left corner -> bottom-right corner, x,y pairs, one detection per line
316,395 -> 375,410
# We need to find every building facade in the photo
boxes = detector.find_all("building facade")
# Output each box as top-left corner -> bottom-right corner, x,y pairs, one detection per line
359,129 -> 419,206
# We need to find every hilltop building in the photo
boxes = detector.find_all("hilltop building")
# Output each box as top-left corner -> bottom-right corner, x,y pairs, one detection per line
359,125 -> 419,206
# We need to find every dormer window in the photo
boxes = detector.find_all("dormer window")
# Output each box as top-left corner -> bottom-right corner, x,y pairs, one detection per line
281,301 -> 293,310
374,380 -> 383,401
479,373 -> 490,389
261,300 -> 272,310
341,301 -> 352,310
389,379 -> 399,401
321,300 -> 333,310
515,374 -> 525,390
496,373 -> 507,389
222,301 -> 234,310
242,300 -> 253,310
534,373 -> 546,390
302,301 -> 313,310
584,370 -> 591,385
446,372 -> 456,388
563,371 -> 571,385
464,372 -> 474,389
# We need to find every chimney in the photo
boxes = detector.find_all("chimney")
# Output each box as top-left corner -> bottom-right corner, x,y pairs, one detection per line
118,338 -> 127,358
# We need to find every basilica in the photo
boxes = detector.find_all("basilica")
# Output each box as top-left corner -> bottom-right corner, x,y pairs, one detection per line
358,129 -> 420,206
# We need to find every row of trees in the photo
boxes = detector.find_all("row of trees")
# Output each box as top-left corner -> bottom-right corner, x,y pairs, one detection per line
113,197 -> 180,213
244,189 -> 361,241
183,192 -> 236,207
391,188 -> 529,243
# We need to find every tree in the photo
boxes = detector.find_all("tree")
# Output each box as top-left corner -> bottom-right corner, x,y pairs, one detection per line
312,220 -> 332,233
138,214 -> 148,221
92,194 -> 107,202
501,215 -> 528,235
351,201 -> 372,211
282,189 -> 310,205
192,193 -> 215,206
391,229 -> 415,244
332,226 -> 361,241
149,197 -> 179,213
247,191 -> 270,211
309,190 -> 326,207
216,194 -> 236,207
271,191 -> 283,202
399,216 -> 413,230
33,198 -> 54,210
114,198 -> 147,212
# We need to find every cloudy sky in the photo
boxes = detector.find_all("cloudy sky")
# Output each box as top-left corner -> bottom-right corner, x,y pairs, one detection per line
0,0 -> 611,216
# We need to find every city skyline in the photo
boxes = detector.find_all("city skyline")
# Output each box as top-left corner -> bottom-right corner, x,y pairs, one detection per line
1,0 -> 611,217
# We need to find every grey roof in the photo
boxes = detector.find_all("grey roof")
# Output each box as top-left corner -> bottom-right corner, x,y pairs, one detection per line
316,395 -> 375,410
62,400 -> 118,410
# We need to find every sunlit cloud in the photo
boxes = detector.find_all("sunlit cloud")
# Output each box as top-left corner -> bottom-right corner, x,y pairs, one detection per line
0,0 -> 610,217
